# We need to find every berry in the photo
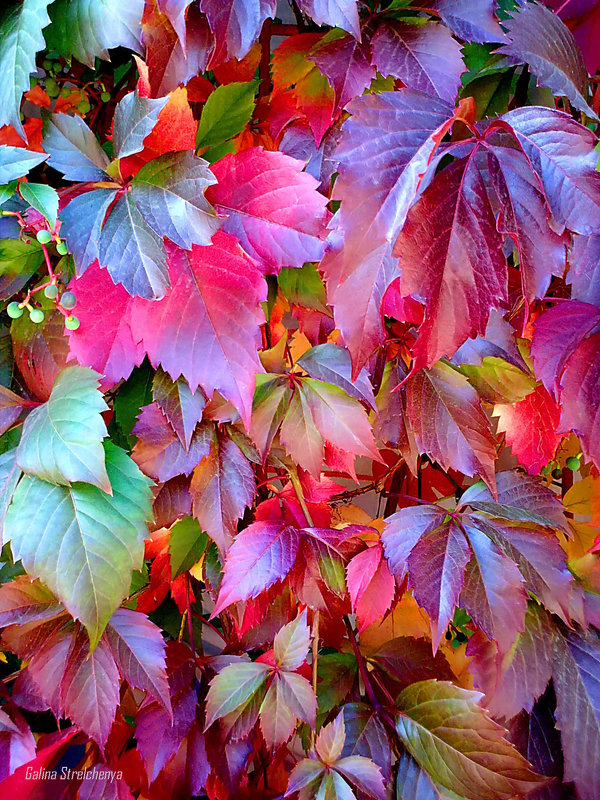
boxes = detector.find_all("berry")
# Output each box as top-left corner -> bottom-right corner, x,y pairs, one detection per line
45,78 -> 59,98
566,456 -> 581,471
56,241 -> 68,255
65,315 -> 80,331
29,308 -> 44,324
29,76 -> 37,90
100,91 -> 111,103
44,284 -> 59,299
551,468 -> 562,480
36,229 -> 52,245
42,59 -> 52,71
7,302 -> 23,319
60,86 -> 71,98
78,100 -> 91,115
61,291 -> 77,309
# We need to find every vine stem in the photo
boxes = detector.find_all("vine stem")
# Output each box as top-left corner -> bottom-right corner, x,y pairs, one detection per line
343,616 -> 379,708
310,610 -> 320,748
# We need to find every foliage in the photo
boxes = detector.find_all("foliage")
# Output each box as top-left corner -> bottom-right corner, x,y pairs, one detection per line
0,1 -> 598,798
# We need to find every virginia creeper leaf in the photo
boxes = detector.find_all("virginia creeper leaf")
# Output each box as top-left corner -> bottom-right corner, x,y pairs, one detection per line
207,147 -> 331,273
168,516 -> 208,578
205,661 -> 271,729
0,145 -> 47,183
4,442 -> 152,647
297,344 -> 376,410
152,368 -> 206,451
558,332 -> 600,470
19,183 -> 58,227
131,150 -> 221,250
17,366 -> 110,492
346,543 -> 395,632
421,0 -> 504,43
0,576 -> 62,627
198,0 -> 277,62
396,680 -> 547,799
196,80 -> 258,151
0,0 -> 52,138
112,91 -> 168,161
45,0 -> 144,66
309,31 -> 375,114
295,0 -> 360,39
273,609 -> 310,671
42,113 -> 110,182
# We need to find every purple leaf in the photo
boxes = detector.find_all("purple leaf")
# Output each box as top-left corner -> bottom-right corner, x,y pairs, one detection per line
310,31 -> 375,113
559,331 -> 600,470
421,0 -> 505,43
382,504 -> 448,580
502,106 -> 600,235
371,20 -> 464,104
295,0 -> 360,39
297,343 -> 376,409
152,369 -> 206,451
568,234 -> 600,308
198,0 -> 276,62
497,1 -> 595,118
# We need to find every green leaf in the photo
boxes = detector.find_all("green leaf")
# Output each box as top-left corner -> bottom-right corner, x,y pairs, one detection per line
205,661 -> 271,729
279,262 -> 329,313
19,182 -> 59,227
396,680 -> 548,800
17,366 -> 110,492
0,0 -> 52,137
0,182 -> 17,207
169,516 -> 208,579
45,0 -> 144,67
4,441 -> 152,647
196,81 -> 258,151
109,362 -> 154,450
0,238 -> 44,300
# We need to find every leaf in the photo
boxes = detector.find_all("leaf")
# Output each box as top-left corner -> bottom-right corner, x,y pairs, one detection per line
485,133 -> 567,302
0,706 -> 36,783
132,402 -> 212,482
45,0 -> 144,66
405,362 -> 497,491
297,344 -> 376,410
0,448 -> 21,546
0,576 -> 62,626
0,237 -> 44,300
206,147 -> 331,273
4,442 -> 152,647
59,627 -> 120,748
274,609 -> 310,671
0,145 -> 47,183
59,189 -> 118,278
153,368 -> 206,450
367,637 -> 454,687
131,150 -> 220,249
346,544 -> 395,632
396,750 -> 448,800
205,661 -> 270,729
18,182 -> 59,227
426,0 -> 504,44
396,680 -> 547,800
16,366 -> 110,492
460,357 -> 536,405
568,233 -> 600,308
0,0 -> 52,137
98,190 -> 170,300
468,602 -> 554,721
196,80 -> 258,151
497,1 -> 595,118
198,0 -> 277,62
558,332 -> 600,470
341,704 -> 391,781
552,628 -> 600,800
460,520 -> 527,654
213,521 -> 301,614
131,235 -> 266,426
42,113 -> 110,181
112,91 -> 168,161
309,31 -> 375,114
407,519 -> 471,650
327,90 -> 453,372
493,384 -> 561,474
168,516 -> 208,578
395,153 -> 507,371
502,106 -> 600,236
382,504 -> 448,581
295,0 -> 360,39
190,429 -> 255,554
370,21 -> 464,104
104,607 -> 171,712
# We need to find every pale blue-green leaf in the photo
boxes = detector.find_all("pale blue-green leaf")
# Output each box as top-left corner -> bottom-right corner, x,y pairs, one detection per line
43,113 -> 110,181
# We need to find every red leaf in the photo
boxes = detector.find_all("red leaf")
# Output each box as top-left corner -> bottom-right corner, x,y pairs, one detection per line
346,543 -> 395,632
494,385 -> 561,475
207,147 -> 331,273
559,332 -> 600,470
406,362 -> 497,492
394,153 -> 507,370
132,234 -> 266,427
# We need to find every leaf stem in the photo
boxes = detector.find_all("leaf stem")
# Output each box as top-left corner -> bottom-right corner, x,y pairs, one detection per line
343,615 -> 379,708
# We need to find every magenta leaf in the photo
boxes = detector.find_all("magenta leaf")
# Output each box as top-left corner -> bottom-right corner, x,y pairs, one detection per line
559,331 -> 600,469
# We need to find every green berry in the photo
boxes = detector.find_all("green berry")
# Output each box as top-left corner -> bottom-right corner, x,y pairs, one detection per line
42,59 -> 52,71
540,463 -> 552,475
7,302 -> 23,319
44,284 -> 59,299
78,100 -> 91,115
56,241 -> 68,255
29,76 -> 37,90
29,308 -> 44,324
36,229 -> 52,245
566,456 -> 581,471
60,86 -> 71,98
61,291 -> 77,309
45,78 -> 59,98
100,91 -> 111,103
65,315 -> 80,331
